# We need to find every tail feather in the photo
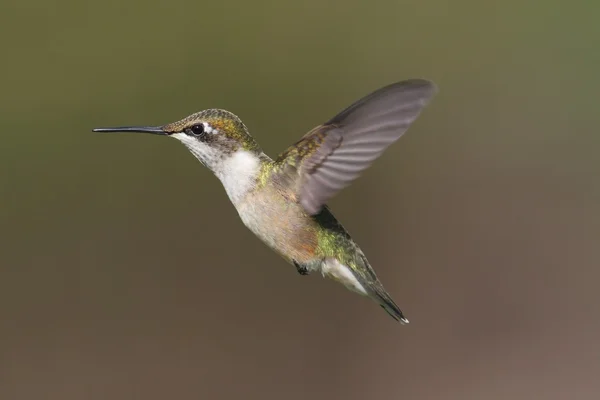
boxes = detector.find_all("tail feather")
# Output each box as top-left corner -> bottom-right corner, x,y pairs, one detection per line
322,257 -> 408,323
351,254 -> 409,323
372,288 -> 409,324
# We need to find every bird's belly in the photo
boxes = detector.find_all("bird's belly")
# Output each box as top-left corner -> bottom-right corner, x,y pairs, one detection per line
236,196 -> 319,264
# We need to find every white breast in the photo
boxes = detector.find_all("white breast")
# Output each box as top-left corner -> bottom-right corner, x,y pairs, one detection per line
215,150 -> 261,204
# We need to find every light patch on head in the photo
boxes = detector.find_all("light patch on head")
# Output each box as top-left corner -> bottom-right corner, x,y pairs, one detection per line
202,122 -> 219,135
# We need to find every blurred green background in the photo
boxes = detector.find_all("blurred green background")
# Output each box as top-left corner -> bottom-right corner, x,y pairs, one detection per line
1,0 -> 599,399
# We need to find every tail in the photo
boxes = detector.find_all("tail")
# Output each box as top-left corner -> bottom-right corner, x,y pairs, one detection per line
354,256 -> 409,324
370,286 -> 409,324
321,257 -> 409,323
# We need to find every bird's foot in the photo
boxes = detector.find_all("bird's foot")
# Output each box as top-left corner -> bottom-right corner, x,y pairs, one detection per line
293,261 -> 310,276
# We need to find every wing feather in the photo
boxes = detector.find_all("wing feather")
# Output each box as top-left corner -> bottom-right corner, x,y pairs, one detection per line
276,79 -> 437,215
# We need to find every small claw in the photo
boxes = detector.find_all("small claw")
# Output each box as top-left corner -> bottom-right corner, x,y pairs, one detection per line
293,261 -> 310,275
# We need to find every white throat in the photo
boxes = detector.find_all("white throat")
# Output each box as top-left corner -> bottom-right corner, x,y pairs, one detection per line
172,133 -> 261,204
216,150 -> 261,204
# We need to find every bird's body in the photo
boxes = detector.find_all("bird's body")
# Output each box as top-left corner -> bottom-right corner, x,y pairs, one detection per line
94,79 -> 437,322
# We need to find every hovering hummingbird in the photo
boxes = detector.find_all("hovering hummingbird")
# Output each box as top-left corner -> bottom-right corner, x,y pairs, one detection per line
94,79 -> 437,323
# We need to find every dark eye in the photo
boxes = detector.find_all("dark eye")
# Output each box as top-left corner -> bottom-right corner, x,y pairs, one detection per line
190,124 -> 205,136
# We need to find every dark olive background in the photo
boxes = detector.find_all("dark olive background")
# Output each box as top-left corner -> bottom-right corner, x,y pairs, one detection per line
1,1 -> 599,399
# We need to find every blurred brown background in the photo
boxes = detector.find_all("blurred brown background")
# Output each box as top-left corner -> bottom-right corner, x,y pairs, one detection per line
1,1 -> 598,399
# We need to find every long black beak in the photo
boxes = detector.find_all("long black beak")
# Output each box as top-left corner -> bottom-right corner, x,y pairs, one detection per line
92,126 -> 168,135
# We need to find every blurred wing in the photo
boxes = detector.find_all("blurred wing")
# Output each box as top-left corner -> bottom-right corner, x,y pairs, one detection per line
276,79 -> 437,215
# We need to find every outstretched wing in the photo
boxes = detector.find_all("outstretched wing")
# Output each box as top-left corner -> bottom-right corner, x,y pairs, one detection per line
275,79 -> 437,215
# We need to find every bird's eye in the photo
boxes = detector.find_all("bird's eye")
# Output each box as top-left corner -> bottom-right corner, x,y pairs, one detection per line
190,124 -> 205,136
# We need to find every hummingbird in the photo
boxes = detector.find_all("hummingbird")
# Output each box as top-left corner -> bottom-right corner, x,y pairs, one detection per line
94,79 -> 437,323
